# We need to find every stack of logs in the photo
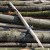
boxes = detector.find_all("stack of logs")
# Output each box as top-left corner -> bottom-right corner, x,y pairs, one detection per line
0,0 -> 50,48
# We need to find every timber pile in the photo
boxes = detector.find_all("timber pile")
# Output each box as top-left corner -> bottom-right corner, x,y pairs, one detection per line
0,0 -> 50,48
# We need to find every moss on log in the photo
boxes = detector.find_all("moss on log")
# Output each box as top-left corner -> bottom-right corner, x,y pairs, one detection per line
2,11 -> 50,17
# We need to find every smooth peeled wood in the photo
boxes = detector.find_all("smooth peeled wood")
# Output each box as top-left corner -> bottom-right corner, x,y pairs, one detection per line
0,14 -> 50,29
0,30 -> 50,43
1,5 -> 50,12
0,43 -> 50,48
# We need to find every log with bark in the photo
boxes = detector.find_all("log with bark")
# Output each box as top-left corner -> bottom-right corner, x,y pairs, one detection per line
0,23 -> 43,30
1,6 -> 50,12
1,1 -> 50,6
2,11 -> 50,19
4,11 -> 50,17
0,1 -> 43,6
0,14 -> 50,29
0,23 -> 49,32
0,23 -> 25,29
0,30 -> 50,43
0,43 -> 50,48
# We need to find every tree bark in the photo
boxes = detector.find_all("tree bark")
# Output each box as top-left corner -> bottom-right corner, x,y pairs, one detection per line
0,1 -> 43,6
2,11 -> 50,19
0,1 -> 46,6
0,23 -> 42,30
0,23 -> 25,29
1,1 -> 50,6
0,30 -> 50,43
1,6 -> 50,12
0,43 -> 50,48
0,14 -> 50,29
4,11 -> 50,17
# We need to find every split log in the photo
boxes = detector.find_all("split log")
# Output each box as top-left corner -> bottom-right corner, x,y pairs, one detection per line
0,30 -> 49,43
0,43 -> 50,48
0,14 -> 50,29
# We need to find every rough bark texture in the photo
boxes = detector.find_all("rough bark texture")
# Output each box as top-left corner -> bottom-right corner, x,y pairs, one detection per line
0,43 -> 50,48
0,1 -> 46,6
0,23 -> 42,30
0,30 -> 49,43
5,11 -> 50,17
0,1 -> 42,6
1,6 -> 50,12
0,14 -> 50,29
1,1 -> 50,6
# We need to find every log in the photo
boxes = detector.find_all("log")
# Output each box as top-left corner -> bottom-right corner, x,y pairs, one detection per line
0,23 -> 43,30
0,1 -> 43,6
1,1 -> 50,5
4,11 -> 50,17
0,30 -> 50,43
0,1 -> 47,6
1,1 -> 50,6
0,25 -> 49,33
14,29 -> 50,33
0,43 -> 50,48
0,23 -> 25,29
0,14 -> 50,29
1,6 -> 50,12
2,12 -> 50,19
0,12 -> 50,19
